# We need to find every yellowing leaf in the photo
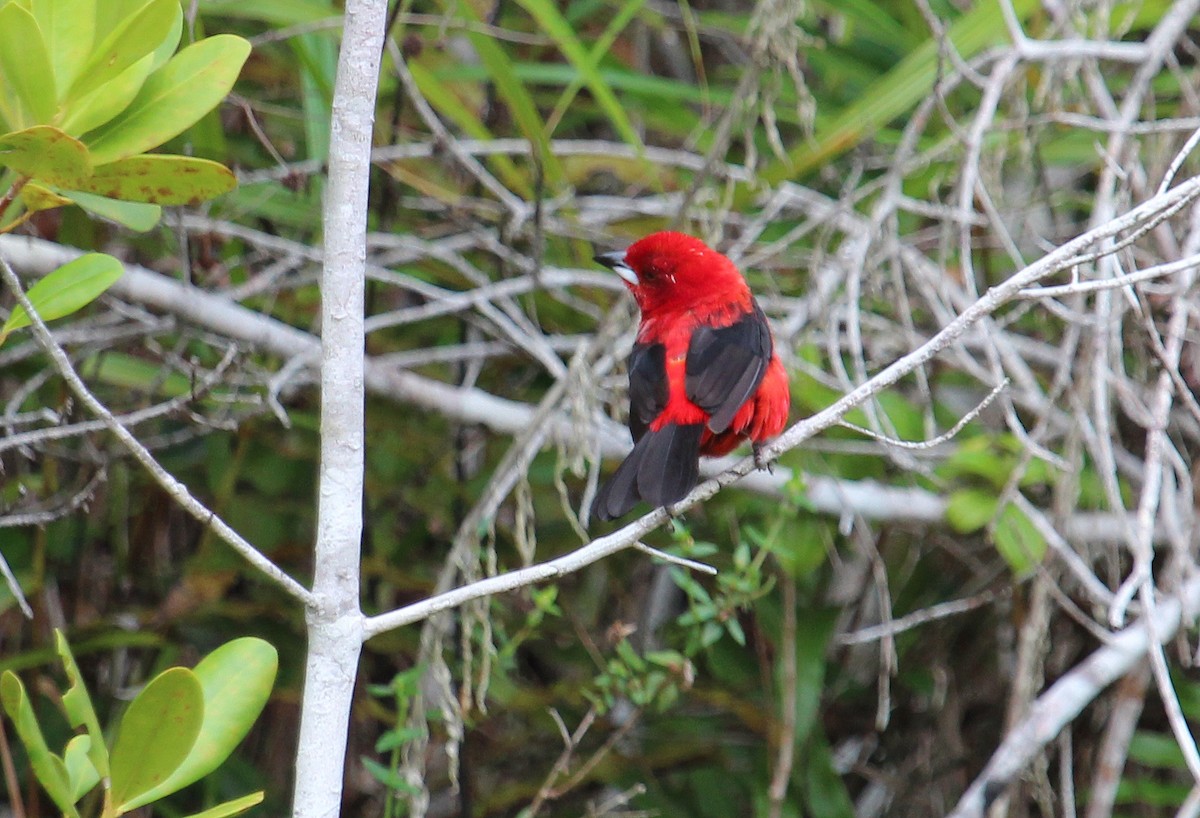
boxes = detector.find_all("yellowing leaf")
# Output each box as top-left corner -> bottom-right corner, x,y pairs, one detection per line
20,183 -> 74,213
0,126 -> 91,186
74,154 -> 236,205
109,668 -> 204,811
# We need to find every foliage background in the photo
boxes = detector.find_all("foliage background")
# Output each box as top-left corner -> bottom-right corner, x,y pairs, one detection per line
4,0 -> 1200,816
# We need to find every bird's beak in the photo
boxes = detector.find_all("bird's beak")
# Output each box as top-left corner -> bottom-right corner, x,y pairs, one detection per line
594,250 -> 639,286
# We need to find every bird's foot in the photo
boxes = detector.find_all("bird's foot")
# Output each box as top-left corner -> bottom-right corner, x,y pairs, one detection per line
753,444 -> 774,473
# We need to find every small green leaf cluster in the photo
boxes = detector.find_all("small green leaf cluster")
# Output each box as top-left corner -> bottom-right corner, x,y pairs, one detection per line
363,667 -> 426,814
671,523 -> 776,653
585,638 -> 692,714
1,631 -> 277,818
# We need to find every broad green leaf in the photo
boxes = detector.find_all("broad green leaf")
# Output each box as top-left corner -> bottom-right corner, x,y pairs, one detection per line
61,51 -> 155,136
85,34 -> 251,165
67,0 -> 178,101
110,667 -> 205,811
63,189 -> 162,230
945,489 -> 998,534
0,3 -> 56,125
72,155 -> 236,205
33,0 -> 95,98
62,735 -> 100,800
993,502 -> 1047,575
147,2 -> 183,72
180,791 -> 266,818
0,125 -> 91,185
55,630 -> 108,778
93,0 -> 153,40
0,253 -> 123,344
19,182 -> 73,212
0,672 -> 80,818
123,638 -> 278,809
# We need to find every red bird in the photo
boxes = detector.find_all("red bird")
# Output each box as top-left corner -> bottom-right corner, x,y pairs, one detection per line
593,231 -> 790,520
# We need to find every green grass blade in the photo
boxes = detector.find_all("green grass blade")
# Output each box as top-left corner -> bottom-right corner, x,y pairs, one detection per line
455,1 -> 564,187
408,60 -> 531,198
516,0 -> 645,152
761,0 -> 1041,183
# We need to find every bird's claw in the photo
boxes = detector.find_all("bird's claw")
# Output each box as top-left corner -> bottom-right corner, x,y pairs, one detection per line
753,444 -> 774,473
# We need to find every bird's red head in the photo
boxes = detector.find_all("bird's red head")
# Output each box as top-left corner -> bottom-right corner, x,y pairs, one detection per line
595,231 -> 750,316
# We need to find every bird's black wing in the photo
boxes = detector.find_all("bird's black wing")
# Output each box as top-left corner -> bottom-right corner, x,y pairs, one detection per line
685,301 -> 772,433
627,341 -> 668,442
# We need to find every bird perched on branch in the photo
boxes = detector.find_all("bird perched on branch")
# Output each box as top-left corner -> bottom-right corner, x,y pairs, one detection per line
592,231 -> 790,520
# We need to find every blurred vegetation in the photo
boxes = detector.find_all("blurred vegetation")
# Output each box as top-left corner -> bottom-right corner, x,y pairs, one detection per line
2,0 -> 1200,816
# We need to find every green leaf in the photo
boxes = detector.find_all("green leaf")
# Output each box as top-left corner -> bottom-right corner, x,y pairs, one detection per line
361,756 -> 420,794
121,638 -> 278,810
71,154 -> 236,205
993,502 -> 1046,575
0,126 -> 91,186
61,52 -> 156,136
0,3 -> 56,125
67,0 -> 178,101
62,189 -> 162,230
146,2 -> 183,72
0,253 -> 123,344
62,735 -> 101,800
945,489 -> 998,534
84,34 -> 252,165
109,667 -> 205,812
197,0 -> 337,26
803,730 -> 856,818
1130,730 -> 1188,769
32,0 -> 96,98
180,791 -> 266,818
0,672 -> 80,818
291,32 -> 335,164
54,630 -> 109,778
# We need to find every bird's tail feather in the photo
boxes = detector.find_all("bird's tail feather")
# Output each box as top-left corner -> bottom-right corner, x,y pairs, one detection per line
592,423 -> 703,520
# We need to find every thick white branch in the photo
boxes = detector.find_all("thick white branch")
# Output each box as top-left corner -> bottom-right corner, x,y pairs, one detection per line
291,0 -> 387,815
